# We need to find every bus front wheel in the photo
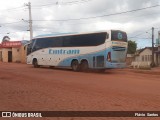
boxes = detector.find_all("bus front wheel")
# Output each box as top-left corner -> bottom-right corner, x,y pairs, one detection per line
33,59 -> 40,68
71,60 -> 80,72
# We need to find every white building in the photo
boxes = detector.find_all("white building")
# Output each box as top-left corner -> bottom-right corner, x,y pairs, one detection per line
132,47 -> 158,68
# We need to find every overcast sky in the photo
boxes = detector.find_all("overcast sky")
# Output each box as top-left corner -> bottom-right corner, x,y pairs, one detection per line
0,0 -> 160,48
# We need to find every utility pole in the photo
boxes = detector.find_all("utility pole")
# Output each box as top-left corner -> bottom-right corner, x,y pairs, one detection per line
25,2 -> 33,40
152,27 -> 155,66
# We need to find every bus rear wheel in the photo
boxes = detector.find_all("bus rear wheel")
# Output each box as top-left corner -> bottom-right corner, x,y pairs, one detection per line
71,60 -> 80,72
33,59 -> 40,68
80,60 -> 89,72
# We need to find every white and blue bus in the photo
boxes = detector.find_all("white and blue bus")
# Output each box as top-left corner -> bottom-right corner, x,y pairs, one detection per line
27,30 -> 128,72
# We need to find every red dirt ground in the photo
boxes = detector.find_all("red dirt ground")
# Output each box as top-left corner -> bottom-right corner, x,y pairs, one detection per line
0,62 -> 160,120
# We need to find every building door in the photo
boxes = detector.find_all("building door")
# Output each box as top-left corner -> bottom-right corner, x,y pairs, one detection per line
8,51 -> 12,62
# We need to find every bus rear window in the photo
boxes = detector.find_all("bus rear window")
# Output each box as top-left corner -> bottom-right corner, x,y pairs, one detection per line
111,30 -> 127,42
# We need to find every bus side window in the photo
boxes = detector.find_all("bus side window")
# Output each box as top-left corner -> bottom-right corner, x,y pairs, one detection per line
52,37 -> 63,47
63,36 -> 72,47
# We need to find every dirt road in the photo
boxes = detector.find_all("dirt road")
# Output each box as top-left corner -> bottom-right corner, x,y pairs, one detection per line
0,62 -> 160,120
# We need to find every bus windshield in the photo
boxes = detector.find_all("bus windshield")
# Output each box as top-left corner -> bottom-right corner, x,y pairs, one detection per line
111,30 -> 127,42
27,40 -> 35,55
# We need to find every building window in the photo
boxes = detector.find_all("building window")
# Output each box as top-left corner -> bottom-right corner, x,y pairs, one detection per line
148,55 -> 150,61
142,55 -> 144,61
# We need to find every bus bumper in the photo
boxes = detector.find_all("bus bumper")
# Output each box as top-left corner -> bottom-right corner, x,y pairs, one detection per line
106,62 -> 126,69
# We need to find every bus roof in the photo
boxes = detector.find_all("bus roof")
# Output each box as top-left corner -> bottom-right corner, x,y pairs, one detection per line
33,30 -> 109,39
35,32 -> 78,38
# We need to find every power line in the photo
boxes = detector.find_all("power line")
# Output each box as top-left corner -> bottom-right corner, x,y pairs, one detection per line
0,21 -> 23,25
129,26 -> 160,39
128,29 -> 151,39
61,0 -> 92,5
31,13 -> 160,29
1,6 -> 25,12
30,11 -> 160,29
32,0 -> 92,8
32,4 -> 160,22
0,15 -> 22,21
0,30 -> 29,35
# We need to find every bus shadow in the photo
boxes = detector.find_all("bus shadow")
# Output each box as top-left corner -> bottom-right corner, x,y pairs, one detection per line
86,69 -> 114,74
39,66 -> 73,72
52,67 -> 114,74
33,66 -> 114,74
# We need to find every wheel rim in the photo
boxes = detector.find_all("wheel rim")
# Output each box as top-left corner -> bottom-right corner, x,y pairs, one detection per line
72,61 -> 79,71
73,64 -> 78,70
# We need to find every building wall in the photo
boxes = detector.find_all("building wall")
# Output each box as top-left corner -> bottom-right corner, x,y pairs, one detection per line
135,56 -> 141,62
20,46 -> 27,63
0,51 -> 2,61
158,55 -> 160,65
126,54 -> 134,65
135,48 -> 157,63
140,49 -> 152,62
126,57 -> 134,65
12,48 -> 21,62
0,48 -> 12,62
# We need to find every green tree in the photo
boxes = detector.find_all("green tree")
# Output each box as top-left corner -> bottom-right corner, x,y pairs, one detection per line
127,40 -> 137,54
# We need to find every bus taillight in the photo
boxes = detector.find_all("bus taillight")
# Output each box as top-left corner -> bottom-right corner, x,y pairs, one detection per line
107,52 -> 111,62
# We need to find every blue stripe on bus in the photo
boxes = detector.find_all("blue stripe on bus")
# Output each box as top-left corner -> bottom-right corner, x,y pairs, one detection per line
57,48 -> 126,69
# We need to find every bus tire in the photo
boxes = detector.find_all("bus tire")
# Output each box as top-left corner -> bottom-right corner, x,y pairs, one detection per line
80,60 -> 89,72
33,59 -> 39,68
71,60 -> 80,72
